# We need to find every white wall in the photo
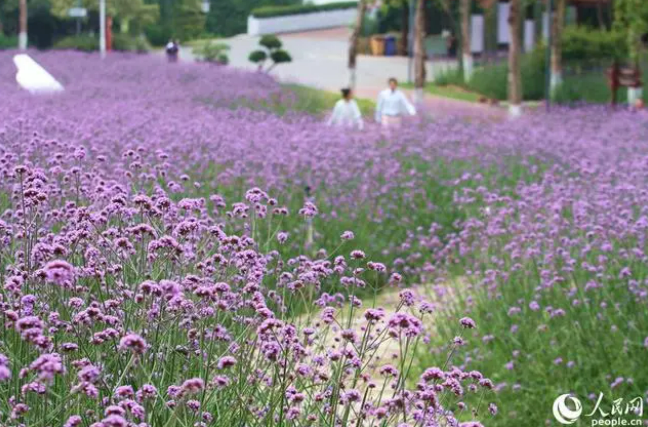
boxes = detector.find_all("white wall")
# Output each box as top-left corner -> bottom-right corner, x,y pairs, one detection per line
306,0 -> 357,4
248,9 -> 356,36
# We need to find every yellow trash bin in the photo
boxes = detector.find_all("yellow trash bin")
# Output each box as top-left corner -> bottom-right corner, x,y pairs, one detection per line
370,35 -> 385,56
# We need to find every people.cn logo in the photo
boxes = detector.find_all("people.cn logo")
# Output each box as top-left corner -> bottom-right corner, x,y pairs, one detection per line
553,394 -> 584,425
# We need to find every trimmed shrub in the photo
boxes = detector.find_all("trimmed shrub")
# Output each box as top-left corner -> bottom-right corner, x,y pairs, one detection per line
561,26 -> 627,63
193,41 -> 230,64
53,35 -> 98,52
0,34 -> 18,50
112,34 -> 151,53
251,1 -> 356,19
433,46 -> 546,101
54,34 -> 150,53
249,34 -> 292,72
145,24 -> 173,47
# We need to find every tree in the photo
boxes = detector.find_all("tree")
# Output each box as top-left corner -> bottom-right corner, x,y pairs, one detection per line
380,0 -> 411,56
550,0 -> 566,96
19,0 -> 26,49
248,34 -> 292,72
1,0 -> 19,37
614,0 -> 648,104
348,0 -> 367,89
111,0 -> 159,35
413,0 -> 426,103
206,0 -> 299,38
51,0 -> 159,36
460,0 -> 472,81
433,0 -> 461,68
508,0 -> 522,116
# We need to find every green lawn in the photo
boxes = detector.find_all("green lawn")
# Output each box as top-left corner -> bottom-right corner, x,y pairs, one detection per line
402,82 -> 484,103
281,83 -> 375,116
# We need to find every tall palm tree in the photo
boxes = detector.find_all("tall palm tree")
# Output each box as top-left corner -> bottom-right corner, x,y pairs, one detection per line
508,0 -> 522,116
550,0 -> 566,96
461,0 -> 473,81
348,0 -> 367,90
413,0 -> 426,103
19,0 -> 27,50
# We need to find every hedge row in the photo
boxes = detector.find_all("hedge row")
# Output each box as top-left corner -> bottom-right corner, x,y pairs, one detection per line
251,1 -> 356,19
53,34 -> 151,53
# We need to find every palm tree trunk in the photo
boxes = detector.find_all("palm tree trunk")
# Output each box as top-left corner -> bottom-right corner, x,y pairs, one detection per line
508,0 -> 522,117
414,0 -> 426,103
550,0 -> 565,95
18,0 -> 27,50
461,0 -> 473,81
348,0 -> 367,89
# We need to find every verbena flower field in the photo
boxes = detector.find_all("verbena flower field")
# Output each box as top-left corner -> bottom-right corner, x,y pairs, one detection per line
0,51 -> 646,427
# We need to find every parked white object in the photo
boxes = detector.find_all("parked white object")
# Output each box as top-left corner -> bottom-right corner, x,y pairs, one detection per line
13,54 -> 64,94
248,8 -> 356,36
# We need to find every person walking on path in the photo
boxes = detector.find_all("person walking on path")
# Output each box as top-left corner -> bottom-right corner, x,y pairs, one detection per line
166,39 -> 179,63
328,88 -> 364,130
375,77 -> 416,128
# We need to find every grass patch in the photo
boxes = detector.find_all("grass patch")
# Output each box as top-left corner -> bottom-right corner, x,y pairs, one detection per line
280,84 -> 375,116
199,83 -> 375,117
402,82 -> 484,103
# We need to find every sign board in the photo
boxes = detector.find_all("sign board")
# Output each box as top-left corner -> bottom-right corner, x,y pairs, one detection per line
524,20 -> 535,52
68,7 -> 87,18
497,2 -> 510,44
470,15 -> 484,53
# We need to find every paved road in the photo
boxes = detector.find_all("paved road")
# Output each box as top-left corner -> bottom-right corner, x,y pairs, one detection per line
179,27 -> 455,93
178,27 -> 506,120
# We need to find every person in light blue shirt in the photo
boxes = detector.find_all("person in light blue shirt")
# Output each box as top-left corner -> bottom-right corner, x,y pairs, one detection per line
328,88 -> 364,130
375,77 -> 416,127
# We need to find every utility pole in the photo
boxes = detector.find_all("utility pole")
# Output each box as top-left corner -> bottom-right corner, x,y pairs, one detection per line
18,0 -> 27,50
100,0 -> 106,58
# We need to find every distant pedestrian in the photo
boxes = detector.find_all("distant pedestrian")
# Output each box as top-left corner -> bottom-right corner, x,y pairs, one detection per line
166,39 -> 179,63
375,78 -> 416,128
328,88 -> 364,130
444,30 -> 457,58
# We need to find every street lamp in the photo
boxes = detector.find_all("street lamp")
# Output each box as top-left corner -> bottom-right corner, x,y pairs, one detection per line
544,0 -> 553,111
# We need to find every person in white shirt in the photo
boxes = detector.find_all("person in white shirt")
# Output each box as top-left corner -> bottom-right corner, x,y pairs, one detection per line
328,88 -> 364,130
375,77 -> 416,127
